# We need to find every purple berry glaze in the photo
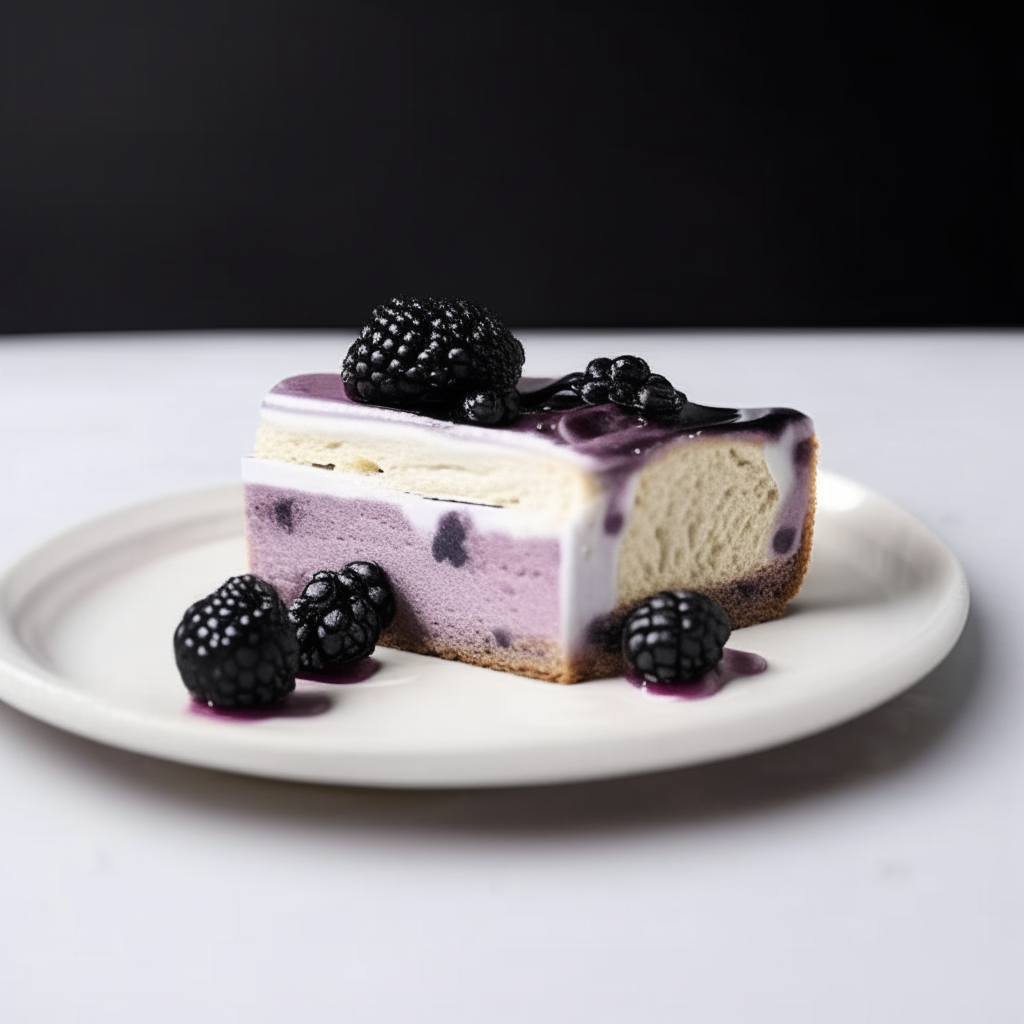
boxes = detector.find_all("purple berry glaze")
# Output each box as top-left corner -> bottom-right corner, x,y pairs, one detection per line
267,374 -> 809,462
264,374 -> 814,545
628,648 -> 768,699
507,384 -> 814,546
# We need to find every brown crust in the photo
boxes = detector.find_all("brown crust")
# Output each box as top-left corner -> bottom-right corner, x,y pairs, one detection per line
378,626 -> 584,684
378,437 -> 819,684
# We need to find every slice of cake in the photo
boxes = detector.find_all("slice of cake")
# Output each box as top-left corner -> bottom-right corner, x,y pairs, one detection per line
243,373 -> 816,684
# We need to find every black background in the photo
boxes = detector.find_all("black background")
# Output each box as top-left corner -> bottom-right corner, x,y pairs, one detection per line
0,0 -> 1020,333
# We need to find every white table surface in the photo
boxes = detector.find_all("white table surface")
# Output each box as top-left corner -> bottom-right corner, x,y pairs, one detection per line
0,331 -> 1020,1023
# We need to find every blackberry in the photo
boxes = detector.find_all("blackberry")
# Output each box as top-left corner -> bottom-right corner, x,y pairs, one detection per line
576,357 -> 612,404
338,560 -> 396,631
341,296 -> 525,416
636,374 -> 685,419
606,355 -> 651,406
174,575 -> 298,709
289,570 -> 381,671
571,354 -> 685,419
622,591 -> 731,684
456,387 -> 521,426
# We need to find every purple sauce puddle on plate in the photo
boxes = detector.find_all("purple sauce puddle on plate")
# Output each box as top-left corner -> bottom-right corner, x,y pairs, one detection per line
188,660 -> 379,722
189,690 -> 333,721
628,648 -> 768,699
297,657 -> 380,685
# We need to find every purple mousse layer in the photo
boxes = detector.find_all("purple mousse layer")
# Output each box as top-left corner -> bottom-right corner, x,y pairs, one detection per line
245,485 -> 563,656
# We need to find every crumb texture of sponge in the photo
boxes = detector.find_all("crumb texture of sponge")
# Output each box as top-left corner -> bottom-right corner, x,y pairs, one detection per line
616,439 -> 781,607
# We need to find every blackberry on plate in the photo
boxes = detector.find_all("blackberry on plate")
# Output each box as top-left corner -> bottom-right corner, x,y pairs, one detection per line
341,296 -> 525,418
289,569 -> 382,671
174,575 -> 298,709
338,560 -> 396,631
568,354 -> 686,419
622,591 -> 731,684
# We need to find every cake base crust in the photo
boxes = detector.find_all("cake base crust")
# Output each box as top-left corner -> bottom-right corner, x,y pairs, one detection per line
378,625 -> 622,685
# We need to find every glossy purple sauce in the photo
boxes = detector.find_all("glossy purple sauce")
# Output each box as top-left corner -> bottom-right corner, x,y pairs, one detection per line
189,690 -> 333,721
268,374 -> 808,469
514,399 -> 813,541
297,657 -> 380,685
627,648 -> 768,699
266,374 -> 814,543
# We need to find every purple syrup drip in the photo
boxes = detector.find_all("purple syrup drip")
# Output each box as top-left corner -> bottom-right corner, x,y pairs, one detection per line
600,466 -> 636,534
507,398 -> 805,469
297,657 -> 380,685
604,509 -> 625,535
189,690 -> 333,721
272,374 -> 350,402
628,647 -> 768,699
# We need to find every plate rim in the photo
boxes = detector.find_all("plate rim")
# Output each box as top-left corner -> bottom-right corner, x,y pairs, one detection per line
0,472 -> 970,788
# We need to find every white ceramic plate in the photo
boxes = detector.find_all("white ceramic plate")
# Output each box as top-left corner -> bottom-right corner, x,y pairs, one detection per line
0,472 -> 968,788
